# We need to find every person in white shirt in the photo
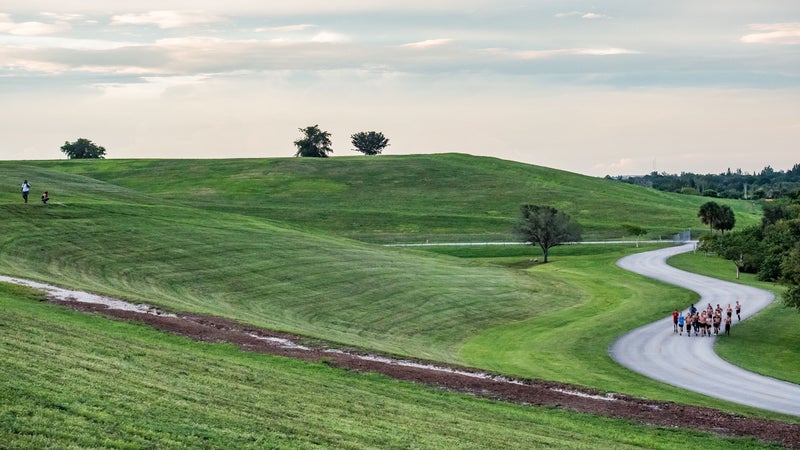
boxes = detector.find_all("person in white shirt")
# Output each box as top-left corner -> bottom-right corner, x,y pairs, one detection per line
21,180 -> 31,203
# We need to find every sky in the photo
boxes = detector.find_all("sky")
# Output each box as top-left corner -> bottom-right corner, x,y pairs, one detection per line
1,1 -> 798,176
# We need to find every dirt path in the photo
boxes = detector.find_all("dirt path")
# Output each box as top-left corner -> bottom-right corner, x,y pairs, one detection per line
2,275 -> 799,448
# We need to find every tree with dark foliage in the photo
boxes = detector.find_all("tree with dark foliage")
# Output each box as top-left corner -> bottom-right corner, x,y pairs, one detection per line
514,205 -> 581,263
294,125 -> 333,158
698,201 -> 736,234
60,138 -> 106,159
351,131 -> 389,155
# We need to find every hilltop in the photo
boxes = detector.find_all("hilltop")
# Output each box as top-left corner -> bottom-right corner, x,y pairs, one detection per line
23,153 -> 761,242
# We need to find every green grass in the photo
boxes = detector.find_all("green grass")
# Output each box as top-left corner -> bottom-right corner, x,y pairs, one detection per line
22,155 -> 762,242
668,252 -> 800,386
0,284 -> 781,449
0,157 -> 790,420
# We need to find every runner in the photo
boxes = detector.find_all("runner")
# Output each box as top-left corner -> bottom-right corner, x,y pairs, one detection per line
726,303 -> 733,320
672,309 -> 679,333
724,315 -> 732,336
677,311 -> 685,335
685,312 -> 693,337
706,313 -> 713,337
713,313 -> 721,335
735,300 -> 741,321
699,311 -> 707,337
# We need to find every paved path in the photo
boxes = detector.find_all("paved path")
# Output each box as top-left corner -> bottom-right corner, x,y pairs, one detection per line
610,243 -> 800,416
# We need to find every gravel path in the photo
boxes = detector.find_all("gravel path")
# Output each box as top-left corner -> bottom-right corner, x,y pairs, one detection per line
611,243 -> 800,416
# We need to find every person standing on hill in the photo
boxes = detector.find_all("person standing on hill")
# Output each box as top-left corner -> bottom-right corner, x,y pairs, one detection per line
41,191 -> 49,204
21,179 -> 31,203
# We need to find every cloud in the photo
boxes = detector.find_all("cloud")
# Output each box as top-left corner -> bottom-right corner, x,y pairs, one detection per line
255,24 -> 317,33
741,23 -> 800,45
556,11 -> 611,20
0,13 -> 71,36
93,75 -> 209,99
581,13 -> 610,20
593,158 -> 635,174
40,12 -> 84,22
310,31 -> 350,43
7,1 -> 497,15
483,47 -> 640,60
111,11 -> 224,29
399,38 -> 454,49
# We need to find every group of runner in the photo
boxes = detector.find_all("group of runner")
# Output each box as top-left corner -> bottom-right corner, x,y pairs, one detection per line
672,301 -> 741,337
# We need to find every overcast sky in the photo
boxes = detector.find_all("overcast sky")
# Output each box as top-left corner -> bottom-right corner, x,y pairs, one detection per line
1,1 -> 798,176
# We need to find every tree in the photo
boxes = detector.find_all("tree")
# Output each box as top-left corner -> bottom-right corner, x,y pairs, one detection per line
513,205 -> 581,263
698,201 -> 722,233
293,125 -> 333,158
717,204 -> 736,234
698,202 -> 735,234
351,131 -> 389,155
622,224 -> 647,248
781,246 -> 800,311
60,138 -> 106,159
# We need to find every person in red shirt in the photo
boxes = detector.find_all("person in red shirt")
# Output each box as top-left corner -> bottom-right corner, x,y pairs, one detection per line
672,309 -> 679,333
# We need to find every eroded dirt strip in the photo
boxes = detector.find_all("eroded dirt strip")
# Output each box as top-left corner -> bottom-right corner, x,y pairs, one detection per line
50,298 -> 800,449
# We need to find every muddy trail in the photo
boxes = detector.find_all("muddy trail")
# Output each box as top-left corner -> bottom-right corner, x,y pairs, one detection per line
44,295 -> 799,448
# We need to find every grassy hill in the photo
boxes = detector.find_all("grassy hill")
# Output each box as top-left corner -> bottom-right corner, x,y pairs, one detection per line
0,155 -> 782,416
0,283 -> 775,449
3,155 -> 797,447
24,154 -> 761,242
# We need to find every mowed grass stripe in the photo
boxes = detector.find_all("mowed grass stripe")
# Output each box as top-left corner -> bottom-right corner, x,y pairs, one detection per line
0,195 -> 543,361
0,285 -> 778,449
21,155 -> 762,242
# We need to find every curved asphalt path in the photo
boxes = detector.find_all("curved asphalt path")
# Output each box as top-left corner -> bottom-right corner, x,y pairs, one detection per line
610,243 -> 800,416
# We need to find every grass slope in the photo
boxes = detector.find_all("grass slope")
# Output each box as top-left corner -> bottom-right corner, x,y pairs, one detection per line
23,154 -> 761,242
0,157 -> 787,417
0,284 -> 779,449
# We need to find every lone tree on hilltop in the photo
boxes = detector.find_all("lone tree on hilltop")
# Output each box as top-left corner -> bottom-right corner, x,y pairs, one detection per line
514,205 -> 581,263
294,125 -> 333,158
351,131 -> 389,155
61,138 -> 106,159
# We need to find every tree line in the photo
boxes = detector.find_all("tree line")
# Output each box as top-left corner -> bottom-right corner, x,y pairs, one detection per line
609,164 -> 800,200
58,126 -> 389,160
293,125 -> 389,157
700,193 -> 800,311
